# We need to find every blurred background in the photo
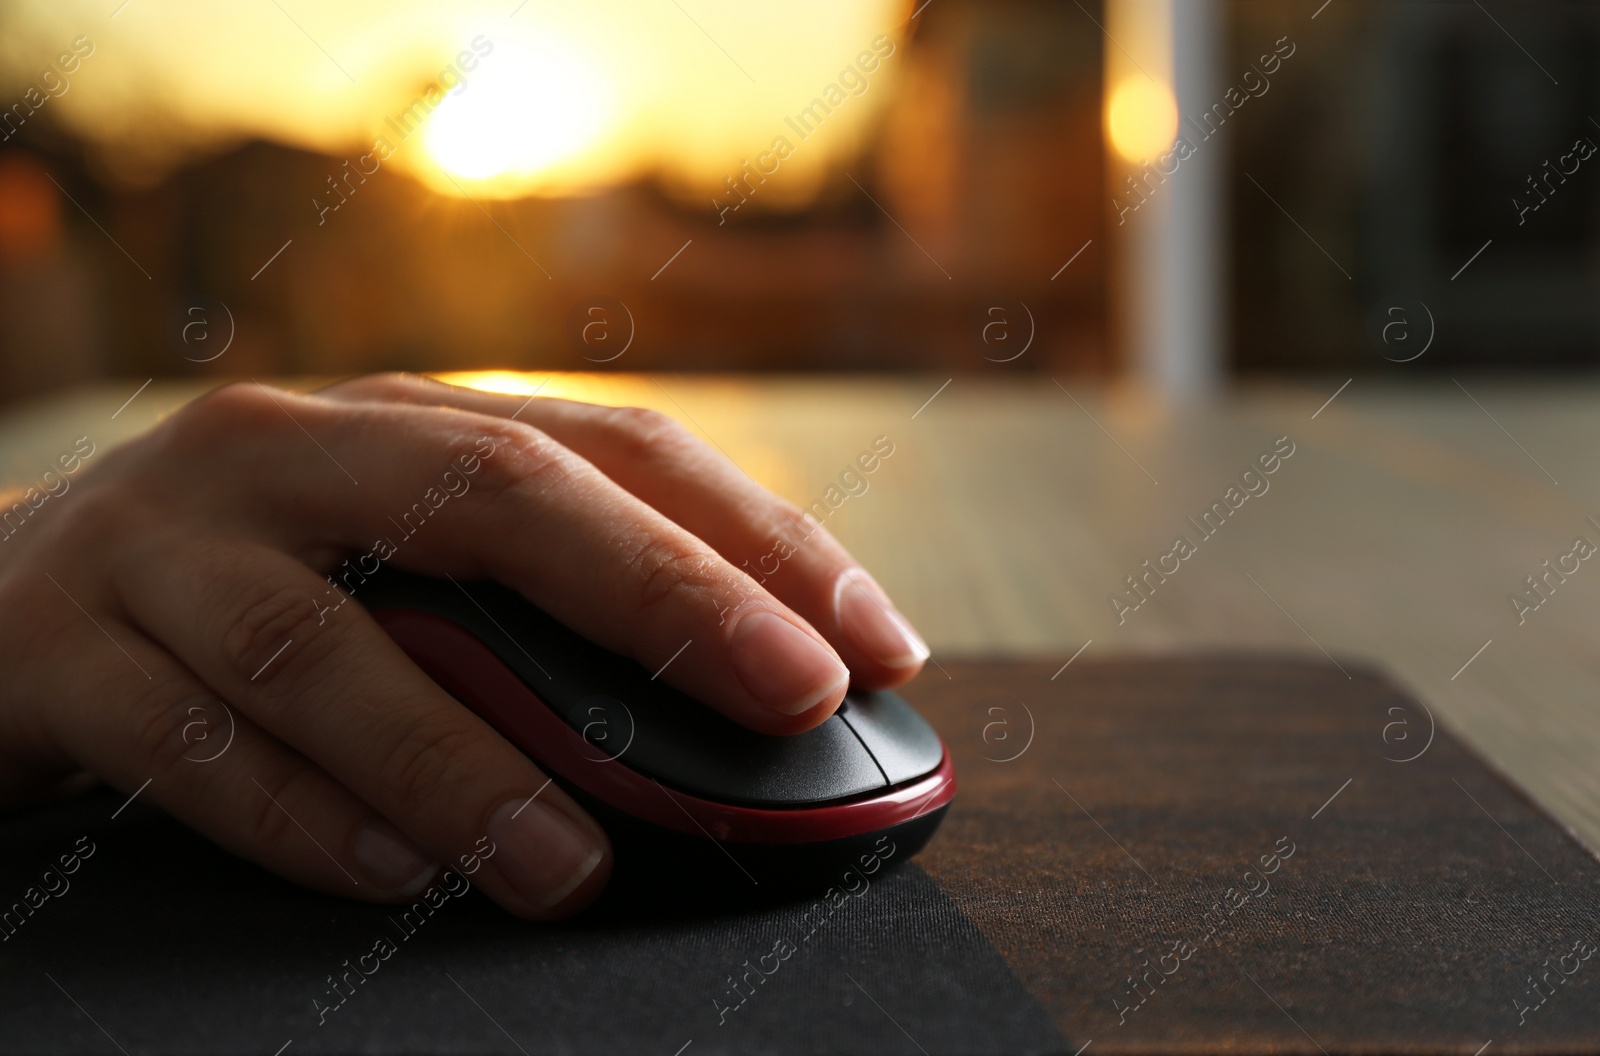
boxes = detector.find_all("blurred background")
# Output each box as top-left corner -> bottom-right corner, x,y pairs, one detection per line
0,0 -> 1594,406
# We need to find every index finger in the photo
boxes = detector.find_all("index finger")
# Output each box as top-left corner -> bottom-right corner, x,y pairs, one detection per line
317,375 -> 930,689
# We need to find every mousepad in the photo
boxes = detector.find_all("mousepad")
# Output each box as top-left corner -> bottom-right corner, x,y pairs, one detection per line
1,656 -> 1598,1054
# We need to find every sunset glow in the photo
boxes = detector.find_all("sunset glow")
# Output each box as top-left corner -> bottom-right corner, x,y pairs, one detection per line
0,0 -> 907,201
421,35 -> 611,187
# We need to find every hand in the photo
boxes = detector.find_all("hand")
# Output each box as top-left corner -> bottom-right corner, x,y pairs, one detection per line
0,375 -> 928,918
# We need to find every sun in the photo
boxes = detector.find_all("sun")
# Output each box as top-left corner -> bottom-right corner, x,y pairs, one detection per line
424,35 -> 611,184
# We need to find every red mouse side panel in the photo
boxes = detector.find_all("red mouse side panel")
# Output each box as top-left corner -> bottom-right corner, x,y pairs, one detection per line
374,608 -> 956,845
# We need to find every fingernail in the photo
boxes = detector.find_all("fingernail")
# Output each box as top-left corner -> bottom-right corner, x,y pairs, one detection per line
729,610 -> 850,715
353,819 -> 438,897
836,569 -> 930,669
487,797 -> 604,911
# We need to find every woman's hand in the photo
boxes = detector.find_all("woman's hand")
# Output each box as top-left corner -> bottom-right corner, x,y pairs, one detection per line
0,375 -> 928,918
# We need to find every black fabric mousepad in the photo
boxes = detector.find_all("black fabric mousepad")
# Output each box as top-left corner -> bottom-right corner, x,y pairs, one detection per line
2,656 -> 1599,1055
917,657 -> 1600,1055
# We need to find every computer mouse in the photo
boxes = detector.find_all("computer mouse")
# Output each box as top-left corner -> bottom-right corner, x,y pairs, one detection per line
356,568 -> 954,906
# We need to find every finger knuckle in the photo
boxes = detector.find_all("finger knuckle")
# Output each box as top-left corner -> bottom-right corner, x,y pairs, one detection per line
603,406 -> 694,462
770,499 -> 827,548
378,719 -> 478,815
158,382 -> 290,455
127,680 -> 217,780
469,423 -> 576,505
324,372 -> 431,402
626,532 -> 724,612
241,768 -> 324,851
214,572 -> 337,693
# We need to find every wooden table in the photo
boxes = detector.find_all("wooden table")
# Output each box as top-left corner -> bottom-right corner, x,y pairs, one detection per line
6,372 -> 1598,851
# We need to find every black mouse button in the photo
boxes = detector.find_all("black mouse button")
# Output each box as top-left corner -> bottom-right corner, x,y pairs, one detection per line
590,698 -> 887,806
550,681 -> 883,803
565,694 -> 636,763
709,716 -> 887,805
836,690 -> 944,785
